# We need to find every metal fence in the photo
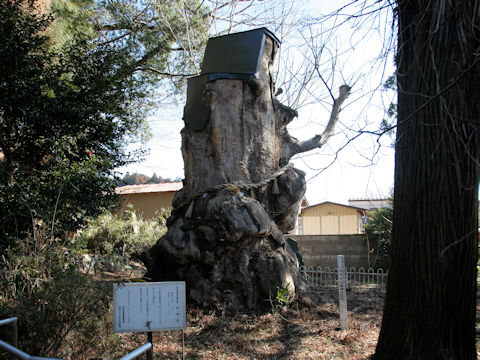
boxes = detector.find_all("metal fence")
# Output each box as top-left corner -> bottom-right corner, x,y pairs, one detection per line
0,316 -> 153,360
299,265 -> 388,291
120,343 -> 153,360
0,317 -> 63,360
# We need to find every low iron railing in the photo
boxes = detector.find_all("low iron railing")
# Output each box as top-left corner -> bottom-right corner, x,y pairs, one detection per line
120,343 -> 153,360
0,317 -> 61,359
300,265 -> 388,290
0,317 -> 153,360
0,317 -> 18,349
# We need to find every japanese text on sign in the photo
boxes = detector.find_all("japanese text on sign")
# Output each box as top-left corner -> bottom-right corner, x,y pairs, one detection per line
113,282 -> 186,333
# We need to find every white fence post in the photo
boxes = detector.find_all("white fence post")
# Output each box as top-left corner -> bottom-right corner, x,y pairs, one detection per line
337,255 -> 347,330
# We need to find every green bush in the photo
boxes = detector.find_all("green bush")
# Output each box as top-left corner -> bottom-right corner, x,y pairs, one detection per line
0,230 -> 121,359
77,205 -> 169,264
0,0 -> 151,248
364,205 -> 393,270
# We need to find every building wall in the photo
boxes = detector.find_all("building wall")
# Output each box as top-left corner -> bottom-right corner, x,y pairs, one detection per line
119,192 -> 175,219
301,203 -> 362,235
289,234 -> 369,268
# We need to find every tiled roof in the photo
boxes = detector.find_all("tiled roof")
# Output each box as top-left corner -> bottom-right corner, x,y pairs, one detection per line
115,182 -> 183,195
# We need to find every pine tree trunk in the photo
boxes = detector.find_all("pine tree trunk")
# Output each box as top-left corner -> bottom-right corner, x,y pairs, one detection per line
375,1 -> 480,358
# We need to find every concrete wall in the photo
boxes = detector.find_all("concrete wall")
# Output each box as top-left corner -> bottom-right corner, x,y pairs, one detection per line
288,234 -> 369,268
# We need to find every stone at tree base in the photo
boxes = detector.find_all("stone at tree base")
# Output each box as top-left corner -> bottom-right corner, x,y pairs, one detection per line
146,28 -> 324,311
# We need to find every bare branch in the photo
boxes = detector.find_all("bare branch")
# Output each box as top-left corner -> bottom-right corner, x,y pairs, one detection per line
137,66 -> 196,78
282,85 -> 351,163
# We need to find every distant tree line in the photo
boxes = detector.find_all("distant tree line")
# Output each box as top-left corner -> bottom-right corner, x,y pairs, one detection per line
118,172 -> 182,186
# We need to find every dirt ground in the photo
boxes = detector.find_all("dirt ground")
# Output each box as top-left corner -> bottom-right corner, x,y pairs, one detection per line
104,267 -> 480,360
114,287 -> 384,360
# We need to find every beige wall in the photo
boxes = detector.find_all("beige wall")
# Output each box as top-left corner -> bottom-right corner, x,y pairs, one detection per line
119,192 -> 175,219
301,203 -> 363,235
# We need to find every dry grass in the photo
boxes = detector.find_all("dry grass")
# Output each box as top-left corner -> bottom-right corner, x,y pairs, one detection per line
114,288 -> 385,360
97,268 -> 480,359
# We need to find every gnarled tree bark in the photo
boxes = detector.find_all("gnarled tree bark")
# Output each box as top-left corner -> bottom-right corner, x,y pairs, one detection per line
146,30 -> 350,311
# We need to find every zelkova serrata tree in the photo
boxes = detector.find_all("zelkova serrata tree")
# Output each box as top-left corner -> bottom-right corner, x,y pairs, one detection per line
146,29 -> 350,310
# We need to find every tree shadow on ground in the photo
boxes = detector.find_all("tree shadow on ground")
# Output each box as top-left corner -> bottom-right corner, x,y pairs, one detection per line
181,306 -> 338,359
140,290 -> 385,359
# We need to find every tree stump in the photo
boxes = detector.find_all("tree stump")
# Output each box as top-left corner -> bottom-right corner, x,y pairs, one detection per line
146,28 -> 349,311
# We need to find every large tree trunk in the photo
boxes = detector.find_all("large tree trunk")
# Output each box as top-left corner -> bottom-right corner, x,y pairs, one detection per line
146,30 -> 349,311
375,1 -> 479,358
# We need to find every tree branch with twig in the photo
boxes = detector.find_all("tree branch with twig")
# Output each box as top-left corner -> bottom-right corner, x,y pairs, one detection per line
281,84 -> 351,164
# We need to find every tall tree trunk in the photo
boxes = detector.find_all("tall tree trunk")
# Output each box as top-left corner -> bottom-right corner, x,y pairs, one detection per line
146,30 -> 350,311
375,1 -> 480,358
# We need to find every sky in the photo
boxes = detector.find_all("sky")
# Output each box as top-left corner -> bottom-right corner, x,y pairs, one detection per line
118,1 -> 396,206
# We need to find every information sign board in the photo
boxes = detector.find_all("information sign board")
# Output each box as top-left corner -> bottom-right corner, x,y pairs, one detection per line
113,282 -> 186,333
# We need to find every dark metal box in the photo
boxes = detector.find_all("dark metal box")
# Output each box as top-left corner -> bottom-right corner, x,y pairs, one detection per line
184,28 -> 280,131
200,27 -> 280,79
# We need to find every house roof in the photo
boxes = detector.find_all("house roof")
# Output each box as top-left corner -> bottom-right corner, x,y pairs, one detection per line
348,198 -> 391,210
348,198 -> 390,201
115,182 -> 183,195
301,201 -> 366,212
